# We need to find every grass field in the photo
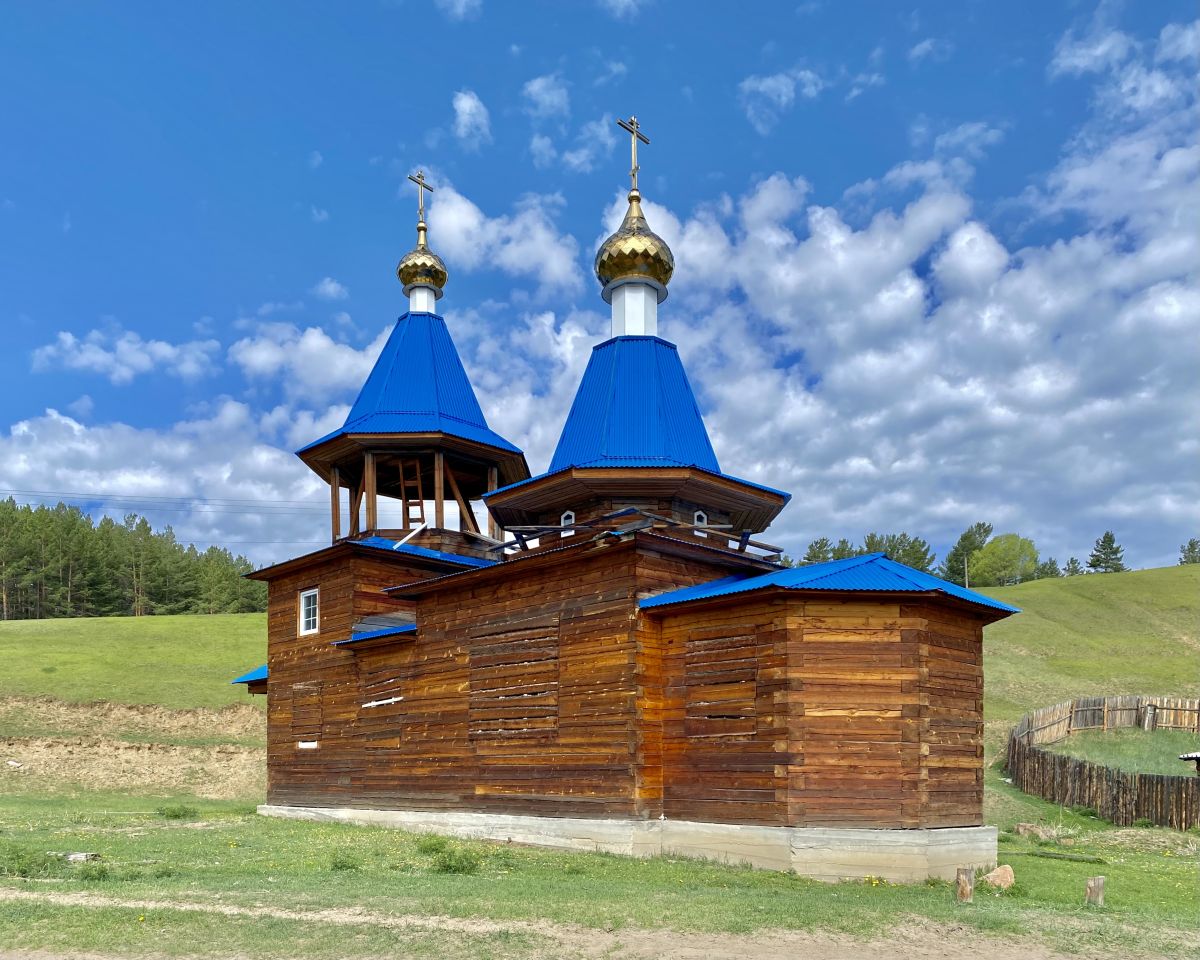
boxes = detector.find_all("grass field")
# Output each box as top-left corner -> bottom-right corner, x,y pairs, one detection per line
0,567 -> 1197,959
1045,729 -> 1199,777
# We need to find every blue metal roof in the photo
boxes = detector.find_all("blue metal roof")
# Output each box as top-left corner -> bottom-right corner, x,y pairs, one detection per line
298,312 -> 521,455
353,536 -> 495,568
335,623 -> 418,646
548,336 -> 720,472
639,553 -> 1020,614
231,664 -> 268,685
485,462 -> 790,501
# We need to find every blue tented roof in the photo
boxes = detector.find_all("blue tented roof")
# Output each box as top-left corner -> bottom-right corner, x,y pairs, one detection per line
231,664 -> 268,685
639,553 -> 1020,614
548,336 -> 721,472
298,312 -> 521,455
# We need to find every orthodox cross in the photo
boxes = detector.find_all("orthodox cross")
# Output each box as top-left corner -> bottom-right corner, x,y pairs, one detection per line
616,116 -> 650,191
408,170 -> 434,221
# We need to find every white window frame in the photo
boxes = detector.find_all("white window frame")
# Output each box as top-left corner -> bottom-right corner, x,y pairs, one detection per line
693,510 -> 708,526
298,588 -> 319,635
560,510 -> 576,538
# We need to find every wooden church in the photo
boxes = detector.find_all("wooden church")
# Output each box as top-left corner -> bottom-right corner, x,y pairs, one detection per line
234,125 -> 1017,881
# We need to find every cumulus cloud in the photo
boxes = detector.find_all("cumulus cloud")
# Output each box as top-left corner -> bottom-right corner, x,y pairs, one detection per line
311,277 -> 348,300
1051,23 -> 1135,76
522,74 -> 570,121
430,185 -> 584,296
228,322 -> 390,401
32,327 -> 221,385
452,89 -> 492,149
739,68 -> 823,135
908,37 -> 954,64
530,134 -> 557,168
561,114 -> 617,173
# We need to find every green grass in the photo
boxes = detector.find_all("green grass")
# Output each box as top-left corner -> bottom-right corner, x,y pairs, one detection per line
0,613 -> 265,709
1044,729 -> 1200,777
980,566 -> 1200,722
0,785 -> 1195,959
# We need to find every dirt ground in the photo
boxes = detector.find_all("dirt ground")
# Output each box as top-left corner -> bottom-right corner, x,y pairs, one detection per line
0,697 -> 265,800
0,888 -> 1095,960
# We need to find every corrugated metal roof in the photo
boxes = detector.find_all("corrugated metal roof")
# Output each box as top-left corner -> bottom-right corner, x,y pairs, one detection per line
354,536 -> 495,568
548,336 -> 721,472
639,552 -> 1020,614
230,664 -> 267,685
485,462 -> 790,501
335,623 -> 418,646
297,312 -> 522,455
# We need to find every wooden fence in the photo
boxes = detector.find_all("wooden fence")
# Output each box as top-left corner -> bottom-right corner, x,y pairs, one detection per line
1006,695 -> 1200,830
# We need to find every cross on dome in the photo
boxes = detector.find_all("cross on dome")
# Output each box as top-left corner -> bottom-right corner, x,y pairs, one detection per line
397,168 -> 448,306
617,115 -> 650,191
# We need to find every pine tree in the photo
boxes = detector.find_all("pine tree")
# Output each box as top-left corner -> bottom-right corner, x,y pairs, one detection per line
938,522 -> 993,586
1087,531 -> 1127,573
1063,557 -> 1084,576
830,538 -> 858,560
1180,538 -> 1200,565
802,537 -> 833,564
1034,557 -> 1061,579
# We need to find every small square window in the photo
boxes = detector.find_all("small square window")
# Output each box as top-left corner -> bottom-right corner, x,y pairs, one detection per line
299,589 -> 319,635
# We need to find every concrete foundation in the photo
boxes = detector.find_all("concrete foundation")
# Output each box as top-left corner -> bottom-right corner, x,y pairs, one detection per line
258,804 -> 997,883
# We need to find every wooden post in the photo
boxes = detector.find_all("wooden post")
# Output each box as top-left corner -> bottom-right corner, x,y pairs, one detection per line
955,868 -> 974,903
329,467 -> 341,543
349,484 -> 363,536
363,452 -> 378,533
1085,876 -> 1105,907
487,466 -> 499,541
444,464 -> 480,535
434,452 -> 445,530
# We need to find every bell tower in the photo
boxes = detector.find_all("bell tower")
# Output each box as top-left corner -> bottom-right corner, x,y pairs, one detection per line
296,172 -> 529,558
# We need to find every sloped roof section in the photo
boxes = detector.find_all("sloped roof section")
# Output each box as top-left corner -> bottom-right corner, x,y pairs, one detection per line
298,312 -> 521,455
354,536 -> 495,568
548,336 -> 720,472
231,664 -> 268,685
640,552 -> 1020,614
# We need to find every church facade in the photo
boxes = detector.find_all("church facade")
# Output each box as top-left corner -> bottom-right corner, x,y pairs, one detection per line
236,131 -> 1016,881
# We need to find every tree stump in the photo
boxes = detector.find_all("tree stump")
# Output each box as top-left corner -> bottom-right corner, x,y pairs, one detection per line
956,867 -> 974,903
1085,875 -> 1105,907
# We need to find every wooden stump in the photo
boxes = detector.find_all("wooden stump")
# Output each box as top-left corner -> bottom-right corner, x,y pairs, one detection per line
1085,875 -> 1105,907
956,867 -> 974,903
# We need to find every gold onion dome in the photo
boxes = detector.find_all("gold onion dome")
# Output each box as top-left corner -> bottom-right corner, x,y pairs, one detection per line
396,218 -> 448,297
595,188 -> 674,297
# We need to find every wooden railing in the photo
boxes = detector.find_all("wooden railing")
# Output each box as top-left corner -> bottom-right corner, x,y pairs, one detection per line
1005,696 -> 1200,830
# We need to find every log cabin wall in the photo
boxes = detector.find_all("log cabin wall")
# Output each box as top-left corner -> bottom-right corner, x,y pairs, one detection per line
265,551 -> 423,807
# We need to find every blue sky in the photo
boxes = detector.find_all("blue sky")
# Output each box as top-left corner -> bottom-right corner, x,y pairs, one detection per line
0,0 -> 1196,568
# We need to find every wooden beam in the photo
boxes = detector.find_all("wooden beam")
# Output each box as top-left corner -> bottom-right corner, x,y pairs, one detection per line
363,452 -> 378,532
349,484 -> 363,536
434,452 -> 445,530
444,464 -> 480,534
487,466 -> 499,540
330,466 -> 341,543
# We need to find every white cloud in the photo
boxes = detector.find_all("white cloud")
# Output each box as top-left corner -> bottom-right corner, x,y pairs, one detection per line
561,114 -> 617,173
845,73 -> 884,102
431,185 -> 584,296
311,277 -> 348,300
1050,24 -> 1134,76
522,74 -> 570,121
452,89 -> 492,150
434,0 -> 481,20
908,37 -> 954,64
530,134 -> 557,169
593,61 -> 627,86
32,327 -> 221,385
310,206 -> 329,223
739,69 -> 823,135
1156,20 -> 1200,62
933,121 -> 1005,160
66,395 -> 94,418
228,323 -> 390,401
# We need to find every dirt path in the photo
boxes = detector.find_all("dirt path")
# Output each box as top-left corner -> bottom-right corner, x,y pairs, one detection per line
0,887 -> 1102,960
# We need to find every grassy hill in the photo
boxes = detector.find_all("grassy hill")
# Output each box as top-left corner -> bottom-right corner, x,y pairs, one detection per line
979,564 -> 1200,721
0,613 -> 265,710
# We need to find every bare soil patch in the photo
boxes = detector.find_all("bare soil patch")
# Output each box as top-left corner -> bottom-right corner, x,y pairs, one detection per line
0,888 -> 1098,960
0,697 -> 264,745
0,737 -> 264,800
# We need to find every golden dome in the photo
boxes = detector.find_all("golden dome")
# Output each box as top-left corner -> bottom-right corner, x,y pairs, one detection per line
396,219 -> 448,297
595,189 -> 674,295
